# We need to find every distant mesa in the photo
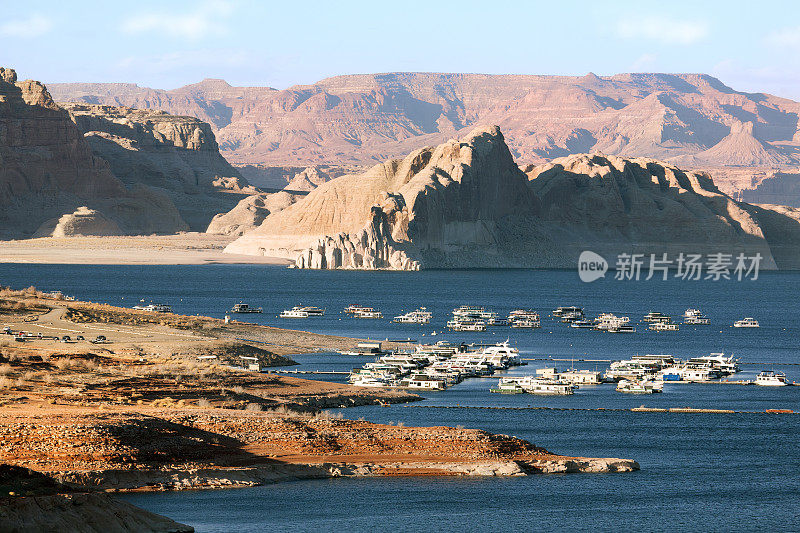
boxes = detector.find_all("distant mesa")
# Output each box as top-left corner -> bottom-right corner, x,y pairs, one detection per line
47,71 -> 800,172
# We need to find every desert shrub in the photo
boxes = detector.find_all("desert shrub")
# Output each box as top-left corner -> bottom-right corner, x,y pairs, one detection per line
55,358 -> 73,371
315,410 -> 344,421
245,402 -> 262,412
197,398 -> 212,408
0,364 -> 14,376
232,385 -> 245,395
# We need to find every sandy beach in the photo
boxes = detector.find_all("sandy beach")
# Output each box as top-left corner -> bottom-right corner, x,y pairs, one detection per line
0,234 -> 290,265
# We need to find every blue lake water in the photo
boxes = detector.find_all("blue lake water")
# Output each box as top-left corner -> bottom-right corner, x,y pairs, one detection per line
1,264 -> 798,531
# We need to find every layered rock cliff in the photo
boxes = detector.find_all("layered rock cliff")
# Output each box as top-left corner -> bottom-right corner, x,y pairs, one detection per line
0,68 -> 185,239
0,67 -> 258,238
225,126 -> 800,269
62,103 -> 252,231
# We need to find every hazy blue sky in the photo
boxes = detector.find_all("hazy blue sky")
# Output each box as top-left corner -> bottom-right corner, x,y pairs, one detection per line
3,0 -> 800,99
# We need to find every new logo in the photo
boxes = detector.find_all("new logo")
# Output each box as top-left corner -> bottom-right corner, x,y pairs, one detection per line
578,251 -> 608,282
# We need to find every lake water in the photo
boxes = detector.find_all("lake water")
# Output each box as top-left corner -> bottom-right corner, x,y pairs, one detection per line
1,264 -> 798,531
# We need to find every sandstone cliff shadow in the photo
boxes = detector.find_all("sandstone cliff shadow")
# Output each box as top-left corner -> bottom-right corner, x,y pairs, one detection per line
104,416 -> 267,466
744,204 -> 800,269
741,173 -> 800,207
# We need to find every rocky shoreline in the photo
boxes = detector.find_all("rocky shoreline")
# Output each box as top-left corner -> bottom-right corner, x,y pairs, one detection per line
57,457 -> 639,493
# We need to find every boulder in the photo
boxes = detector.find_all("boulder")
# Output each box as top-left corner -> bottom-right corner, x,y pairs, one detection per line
34,207 -> 122,237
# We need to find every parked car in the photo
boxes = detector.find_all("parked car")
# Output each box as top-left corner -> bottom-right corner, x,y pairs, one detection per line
76,335 -> 85,341
61,335 -> 71,342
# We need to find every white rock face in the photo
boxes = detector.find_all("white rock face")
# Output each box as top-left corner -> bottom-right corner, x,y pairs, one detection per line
293,207 -> 420,270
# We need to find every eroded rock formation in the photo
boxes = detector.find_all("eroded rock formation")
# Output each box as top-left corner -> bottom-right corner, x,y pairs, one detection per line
33,206 -> 122,237
63,103 -> 252,231
206,191 -> 301,236
0,68 -> 190,239
225,126 -> 800,270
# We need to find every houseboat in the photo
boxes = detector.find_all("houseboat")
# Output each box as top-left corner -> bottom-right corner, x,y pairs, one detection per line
754,370 -> 789,386
230,303 -> 263,314
733,317 -> 760,328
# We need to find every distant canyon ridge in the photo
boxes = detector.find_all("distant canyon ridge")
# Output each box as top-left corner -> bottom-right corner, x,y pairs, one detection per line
49,72 -> 800,204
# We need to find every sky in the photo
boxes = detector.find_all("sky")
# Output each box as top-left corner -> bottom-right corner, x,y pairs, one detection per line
2,0 -> 800,100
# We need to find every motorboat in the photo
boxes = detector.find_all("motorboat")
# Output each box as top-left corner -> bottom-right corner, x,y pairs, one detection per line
344,305 -> 373,314
733,318 -> 759,328
230,303 -> 263,314
754,370 -> 789,386
299,306 -> 325,316
570,319 -> 595,329
393,308 -> 432,324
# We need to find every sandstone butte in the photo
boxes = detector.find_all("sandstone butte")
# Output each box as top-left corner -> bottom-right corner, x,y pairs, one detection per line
0,289 -> 638,531
224,125 -> 800,271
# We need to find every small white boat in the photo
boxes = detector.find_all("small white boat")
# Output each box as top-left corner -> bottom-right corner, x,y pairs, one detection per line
733,318 -> 759,328
754,370 -> 789,386
299,306 -> 325,316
